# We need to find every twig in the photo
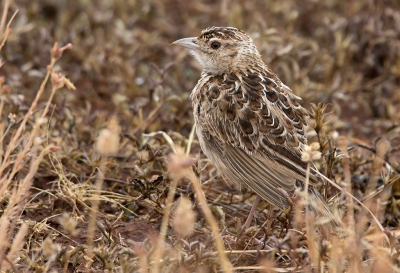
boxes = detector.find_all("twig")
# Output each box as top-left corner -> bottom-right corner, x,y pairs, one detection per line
187,170 -> 233,272
0,0 -> 10,40
0,8 -> 18,52
151,167 -> 179,272
86,157 -> 107,261
314,169 -> 386,234
339,139 -> 355,230
186,122 -> 196,154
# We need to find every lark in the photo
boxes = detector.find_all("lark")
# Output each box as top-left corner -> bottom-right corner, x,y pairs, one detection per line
173,27 -> 333,229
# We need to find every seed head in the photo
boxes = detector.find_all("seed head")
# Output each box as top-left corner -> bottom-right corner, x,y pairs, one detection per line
96,117 -> 121,156
172,197 -> 196,237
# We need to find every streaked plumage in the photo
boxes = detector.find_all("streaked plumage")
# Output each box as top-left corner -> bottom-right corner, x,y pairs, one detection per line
173,27 -> 332,223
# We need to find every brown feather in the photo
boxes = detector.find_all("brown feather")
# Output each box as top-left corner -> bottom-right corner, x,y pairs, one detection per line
177,26 -> 335,228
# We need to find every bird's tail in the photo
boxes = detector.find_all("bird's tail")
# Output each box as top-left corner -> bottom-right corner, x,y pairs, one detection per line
308,187 -> 340,232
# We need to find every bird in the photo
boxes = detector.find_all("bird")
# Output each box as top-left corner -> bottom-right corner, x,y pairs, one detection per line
172,26 -> 334,230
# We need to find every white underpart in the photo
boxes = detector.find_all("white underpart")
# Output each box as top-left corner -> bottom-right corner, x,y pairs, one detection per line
191,50 -> 233,75
190,50 -> 206,68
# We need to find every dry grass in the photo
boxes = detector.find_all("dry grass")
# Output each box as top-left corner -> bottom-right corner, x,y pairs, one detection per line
0,0 -> 399,272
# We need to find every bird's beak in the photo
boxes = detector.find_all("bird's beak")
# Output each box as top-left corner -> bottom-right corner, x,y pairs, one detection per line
171,37 -> 200,51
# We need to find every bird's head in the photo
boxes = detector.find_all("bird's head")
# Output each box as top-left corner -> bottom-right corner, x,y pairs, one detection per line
172,27 -> 262,75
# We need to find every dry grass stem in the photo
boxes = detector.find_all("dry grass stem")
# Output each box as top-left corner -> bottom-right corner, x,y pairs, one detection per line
0,1 -> 399,272
186,170 -> 233,272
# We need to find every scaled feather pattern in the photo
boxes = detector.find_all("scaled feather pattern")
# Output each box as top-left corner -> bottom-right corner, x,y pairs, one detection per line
174,26 -> 332,219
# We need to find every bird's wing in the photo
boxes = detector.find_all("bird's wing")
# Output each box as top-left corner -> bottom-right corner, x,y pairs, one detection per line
192,70 -> 320,210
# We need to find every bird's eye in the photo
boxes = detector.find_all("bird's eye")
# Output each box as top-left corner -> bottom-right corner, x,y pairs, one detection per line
210,41 -> 221,49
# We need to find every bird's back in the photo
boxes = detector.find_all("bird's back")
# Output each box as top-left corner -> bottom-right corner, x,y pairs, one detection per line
191,68 -> 321,210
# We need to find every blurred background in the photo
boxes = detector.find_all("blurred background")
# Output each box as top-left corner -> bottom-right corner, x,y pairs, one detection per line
1,0 -> 400,271
3,0 -> 399,141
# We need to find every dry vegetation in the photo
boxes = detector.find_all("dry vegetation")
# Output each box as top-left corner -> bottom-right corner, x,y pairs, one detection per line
0,0 -> 400,272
